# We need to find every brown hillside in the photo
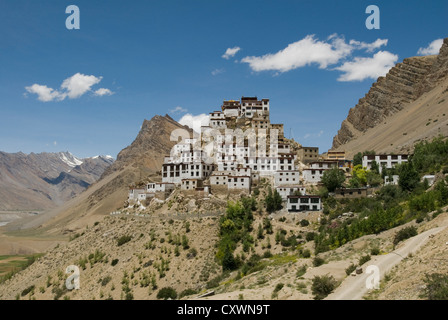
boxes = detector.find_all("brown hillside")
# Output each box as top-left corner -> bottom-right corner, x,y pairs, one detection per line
332,37 -> 448,157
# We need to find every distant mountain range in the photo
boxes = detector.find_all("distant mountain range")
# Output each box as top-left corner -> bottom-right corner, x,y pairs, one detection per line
0,151 -> 114,210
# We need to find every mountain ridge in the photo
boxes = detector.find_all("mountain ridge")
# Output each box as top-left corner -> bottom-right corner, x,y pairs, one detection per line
0,151 -> 114,211
332,37 -> 448,156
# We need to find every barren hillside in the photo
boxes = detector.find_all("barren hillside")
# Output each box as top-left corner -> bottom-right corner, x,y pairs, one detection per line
332,37 -> 448,157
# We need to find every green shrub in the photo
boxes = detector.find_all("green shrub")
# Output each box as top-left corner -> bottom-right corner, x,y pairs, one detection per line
117,235 -> 132,246
52,285 -> 68,300
306,232 -> 316,242
359,254 -> 371,265
302,249 -> 311,258
179,288 -> 198,299
101,276 -> 112,286
187,247 -> 198,258
313,256 -> 325,267
111,259 -> 119,266
263,250 -> 273,258
393,226 -> 417,246
345,264 -> 357,276
157,287 -> 177,300
21,285 -> 35,297
370,247 -> 380,256
311,275 -> 337,300
422,273 -> 448,300
296,265 -> 307,278
273,283 -> 284,293
125,292 -> 134,300
300,219 -> 310,227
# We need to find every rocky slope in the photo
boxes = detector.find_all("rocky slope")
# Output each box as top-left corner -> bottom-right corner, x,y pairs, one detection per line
102,114 -> 192,179
332,37 -> 448,155
0,152 -> 113,210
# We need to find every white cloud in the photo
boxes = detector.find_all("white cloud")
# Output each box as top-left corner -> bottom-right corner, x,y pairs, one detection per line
239,35 -> 396,81
211,68 -> 225,76
349,38 -> 388,52
222,47 -> 241,59
25,73 -> 113,102
304,130 -> 324,139
170,106 -> 188,114
25,84 -> 66,102
94,88 -> 114,96
178,113 -> 209,134
335,51 -> 398,82
417,39 -> 443,55
240,35 -> 354,73
53,141 -> 57,146
61,73 -> 102,99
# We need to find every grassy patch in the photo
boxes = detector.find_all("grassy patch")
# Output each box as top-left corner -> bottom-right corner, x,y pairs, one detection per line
0,253 -> 43,283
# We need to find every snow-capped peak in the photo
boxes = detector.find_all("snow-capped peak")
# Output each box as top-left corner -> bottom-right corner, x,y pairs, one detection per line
59,152 -> 83,168
89,155 -> 114,160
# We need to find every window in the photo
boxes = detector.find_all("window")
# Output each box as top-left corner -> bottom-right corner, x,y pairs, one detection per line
289,198 -> 298,204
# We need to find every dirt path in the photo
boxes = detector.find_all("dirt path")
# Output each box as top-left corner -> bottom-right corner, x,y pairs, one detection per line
326,224 -> 448,300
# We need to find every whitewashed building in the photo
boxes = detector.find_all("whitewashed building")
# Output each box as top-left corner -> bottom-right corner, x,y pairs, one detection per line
278,154 -> 295,171
162,161 -> 214,184
128,188 -> 146,200
362,154 -> 409,173
181,179 -> 203,191
302,168 -> 327,184
287,195 -> 322,212
227,175 -> 251,192
274,170 -> 300,186
209,111 -> 226,129
276,185 -> 306,200
384,175 -> 399,186
209,171 -> 232,186
309,161 -> 337,170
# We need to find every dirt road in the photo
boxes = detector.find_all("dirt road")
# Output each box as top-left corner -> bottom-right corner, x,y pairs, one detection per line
326,224 -> 447,300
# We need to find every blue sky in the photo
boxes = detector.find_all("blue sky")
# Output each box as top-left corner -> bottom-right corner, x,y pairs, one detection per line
0,0 -> 446,158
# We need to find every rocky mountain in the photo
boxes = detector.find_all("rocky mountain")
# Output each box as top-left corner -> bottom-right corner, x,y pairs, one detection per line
103,114 -> 192,178
0,151 -> 114,210
1,114 -> 192,236
332,37 -> 448,157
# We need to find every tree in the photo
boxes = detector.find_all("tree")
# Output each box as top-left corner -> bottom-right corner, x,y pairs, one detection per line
265,188 -> 282,213
321,168 -> 346,192
352,165 -> 368,186
222,248 -> 238,271
311,275 -> 337,300
370,160 -> 380,174
366,170 -> 382,187
398,162 -> 419,192
257,223 -> 264,239
353,152 -> 363,167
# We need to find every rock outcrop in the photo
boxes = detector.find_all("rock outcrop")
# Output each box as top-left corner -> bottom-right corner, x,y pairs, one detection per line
102,114 -> 192,179
332,37 -> 448,149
